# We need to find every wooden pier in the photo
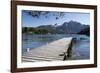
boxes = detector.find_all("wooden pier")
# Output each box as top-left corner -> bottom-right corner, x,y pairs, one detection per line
22,37 -> 73,62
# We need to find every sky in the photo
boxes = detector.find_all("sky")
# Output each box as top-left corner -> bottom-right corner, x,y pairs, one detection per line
22,10 -> 90,27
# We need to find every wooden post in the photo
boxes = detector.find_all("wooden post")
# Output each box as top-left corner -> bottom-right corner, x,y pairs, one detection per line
26,48 -> 30,52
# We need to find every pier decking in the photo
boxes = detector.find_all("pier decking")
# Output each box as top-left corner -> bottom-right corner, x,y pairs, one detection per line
22,37 -> 73,62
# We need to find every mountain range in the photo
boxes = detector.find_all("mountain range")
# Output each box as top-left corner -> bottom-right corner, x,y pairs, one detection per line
22,20 -> 90,35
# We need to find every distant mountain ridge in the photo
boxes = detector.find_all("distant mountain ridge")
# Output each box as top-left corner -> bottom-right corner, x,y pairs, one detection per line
22,20 -> 90,35
56,21 -> 82,34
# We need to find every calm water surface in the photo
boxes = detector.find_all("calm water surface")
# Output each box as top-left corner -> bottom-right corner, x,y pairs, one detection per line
22,33 -> 90,60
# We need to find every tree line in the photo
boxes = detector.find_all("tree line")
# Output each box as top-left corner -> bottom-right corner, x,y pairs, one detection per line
22,27 -> 50,34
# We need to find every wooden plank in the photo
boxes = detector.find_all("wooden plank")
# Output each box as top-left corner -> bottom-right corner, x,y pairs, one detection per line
22,37 -> 73,62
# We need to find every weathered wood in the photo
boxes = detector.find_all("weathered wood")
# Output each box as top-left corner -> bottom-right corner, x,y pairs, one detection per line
22,37 -> 73,62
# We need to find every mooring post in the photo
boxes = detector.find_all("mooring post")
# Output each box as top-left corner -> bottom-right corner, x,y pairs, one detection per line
26,48 -> 30,52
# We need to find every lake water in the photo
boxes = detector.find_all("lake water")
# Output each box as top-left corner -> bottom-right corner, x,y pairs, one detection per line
22,34 -> 90,60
